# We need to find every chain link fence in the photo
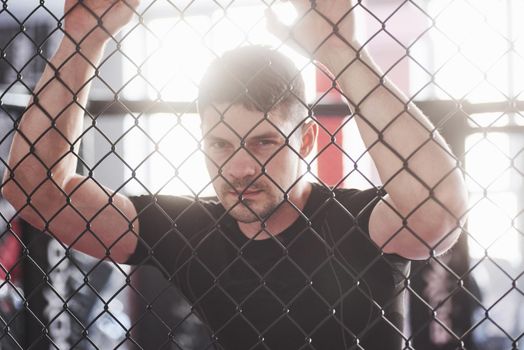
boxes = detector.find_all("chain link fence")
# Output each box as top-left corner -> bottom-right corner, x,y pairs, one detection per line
0,0 -> 523,349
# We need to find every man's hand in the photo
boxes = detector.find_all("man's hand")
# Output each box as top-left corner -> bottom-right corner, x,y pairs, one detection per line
64,0 -> 140,45
266,0 -> 358,63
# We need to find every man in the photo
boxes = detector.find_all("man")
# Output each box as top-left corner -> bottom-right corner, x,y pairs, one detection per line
2,0 -> 468,349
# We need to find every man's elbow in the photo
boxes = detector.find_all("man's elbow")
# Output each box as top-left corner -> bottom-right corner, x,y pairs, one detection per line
437,189 -> 468,252
426,178 -> 469,253
428,225 -> 463,258
413,206 -> 467,260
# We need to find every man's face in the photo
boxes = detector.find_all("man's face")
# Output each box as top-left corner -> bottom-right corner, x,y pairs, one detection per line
201,104 -> 306,223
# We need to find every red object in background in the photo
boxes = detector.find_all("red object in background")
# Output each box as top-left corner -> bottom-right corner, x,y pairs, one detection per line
0,218 -> 23,283
316,116 -> 345,187
315,67 -> 345,187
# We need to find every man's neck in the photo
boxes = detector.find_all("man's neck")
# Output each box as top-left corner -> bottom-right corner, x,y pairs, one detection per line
237,182 -> 313,240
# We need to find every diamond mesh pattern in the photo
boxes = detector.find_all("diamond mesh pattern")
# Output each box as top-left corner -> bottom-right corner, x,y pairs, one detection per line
0,0 -> 523,349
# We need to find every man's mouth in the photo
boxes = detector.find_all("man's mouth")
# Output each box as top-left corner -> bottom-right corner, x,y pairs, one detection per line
228,189 -> 263,199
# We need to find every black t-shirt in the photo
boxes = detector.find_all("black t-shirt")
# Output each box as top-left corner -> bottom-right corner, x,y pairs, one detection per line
126,183 -> 410,350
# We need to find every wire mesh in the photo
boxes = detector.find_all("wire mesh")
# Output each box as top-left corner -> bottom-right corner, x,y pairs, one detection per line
0,0 -> 523,349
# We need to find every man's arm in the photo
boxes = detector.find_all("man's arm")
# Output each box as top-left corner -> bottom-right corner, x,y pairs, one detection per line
267,0 -> 468,260
1,0 -> 140,263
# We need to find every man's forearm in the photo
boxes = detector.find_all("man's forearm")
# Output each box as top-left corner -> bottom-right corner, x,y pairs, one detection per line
321,47 -> 467,241
2,37 -> 106,222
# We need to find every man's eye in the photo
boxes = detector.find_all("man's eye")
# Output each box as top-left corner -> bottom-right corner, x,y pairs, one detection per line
255,139 -> 277,147
207,141 -> 229,150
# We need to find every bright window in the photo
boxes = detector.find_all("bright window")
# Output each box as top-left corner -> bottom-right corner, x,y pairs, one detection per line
411,0 -> 524,103
122,4 -> 316,103
123,113 -> 214,196
465,130 -> 523,264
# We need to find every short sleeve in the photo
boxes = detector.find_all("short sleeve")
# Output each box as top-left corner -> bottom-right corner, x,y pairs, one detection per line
124,195 -> 219,278
124,195 -> 159,266
339,187 -> 385,234
331,186 -> 409,261
330,186 -> 411,290
327,186 -> 385,236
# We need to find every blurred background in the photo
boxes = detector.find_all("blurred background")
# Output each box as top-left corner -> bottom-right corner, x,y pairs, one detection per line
0,0 -> 523,349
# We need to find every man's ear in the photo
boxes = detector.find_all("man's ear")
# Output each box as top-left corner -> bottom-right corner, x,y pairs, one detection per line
299,120 -> 318,158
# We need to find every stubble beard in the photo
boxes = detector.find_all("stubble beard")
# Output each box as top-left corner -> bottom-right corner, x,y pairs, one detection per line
218,178 -> 284,223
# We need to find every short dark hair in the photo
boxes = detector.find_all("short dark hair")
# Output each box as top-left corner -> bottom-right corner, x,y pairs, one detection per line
198,46 -> 306,120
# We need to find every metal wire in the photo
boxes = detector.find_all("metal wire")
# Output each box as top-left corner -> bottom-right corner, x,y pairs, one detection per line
0,0 -> 523,349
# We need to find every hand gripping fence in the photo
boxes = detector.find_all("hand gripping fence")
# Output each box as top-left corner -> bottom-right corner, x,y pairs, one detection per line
0,1 -> 523,349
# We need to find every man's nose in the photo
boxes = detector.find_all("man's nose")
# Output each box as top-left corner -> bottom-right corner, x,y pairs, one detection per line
223,148 -> 259,180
